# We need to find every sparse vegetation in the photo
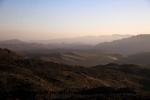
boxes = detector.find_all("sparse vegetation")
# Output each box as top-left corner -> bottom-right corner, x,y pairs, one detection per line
0,48 -> 150,99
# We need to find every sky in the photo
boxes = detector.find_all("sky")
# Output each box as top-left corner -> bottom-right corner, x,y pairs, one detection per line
0,0 -> 150,40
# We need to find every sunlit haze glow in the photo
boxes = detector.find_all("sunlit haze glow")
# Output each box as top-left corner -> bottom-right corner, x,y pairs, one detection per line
0,0 -> 150,40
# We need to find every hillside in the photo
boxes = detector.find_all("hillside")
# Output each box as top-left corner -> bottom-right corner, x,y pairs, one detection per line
95,34 -> 150,54
0,48 -> 150,99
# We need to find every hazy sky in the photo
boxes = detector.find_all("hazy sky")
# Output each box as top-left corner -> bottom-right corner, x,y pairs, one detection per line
0,0 -> 150,40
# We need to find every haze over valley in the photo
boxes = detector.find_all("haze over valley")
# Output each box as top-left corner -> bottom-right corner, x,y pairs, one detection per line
1,34 -> 150,67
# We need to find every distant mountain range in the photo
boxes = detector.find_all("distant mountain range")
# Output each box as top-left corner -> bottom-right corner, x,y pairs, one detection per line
95,34 -> 150,54
0,48 -> 150,99
0,40 -> 93,51
0,34 -> 149,54
32,34 -> 132,45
